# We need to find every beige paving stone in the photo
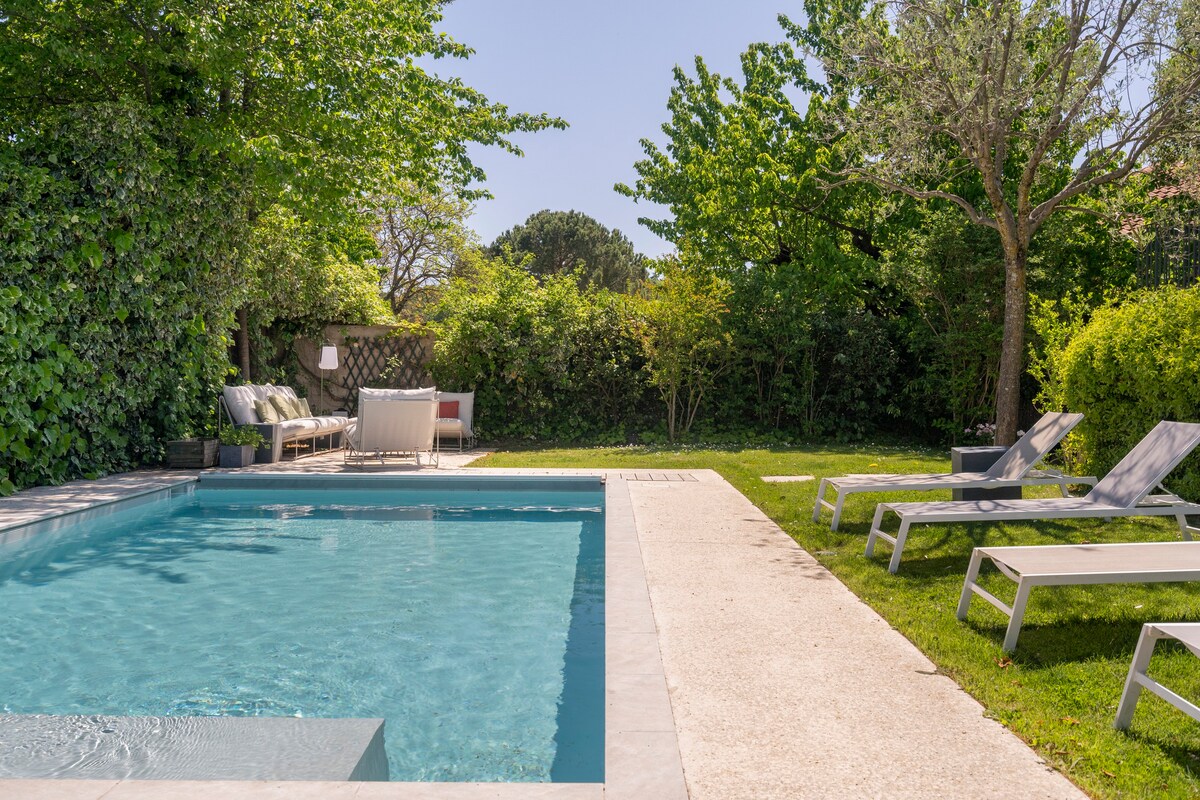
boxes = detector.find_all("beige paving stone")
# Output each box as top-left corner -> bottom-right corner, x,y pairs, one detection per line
606,632 -> 666,676
604,731 -> 688,800
607,672 -> 677,733
627,475 -> 1086,800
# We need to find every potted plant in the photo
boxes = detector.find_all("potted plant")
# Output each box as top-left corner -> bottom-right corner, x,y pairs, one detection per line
218,425 -> 266,468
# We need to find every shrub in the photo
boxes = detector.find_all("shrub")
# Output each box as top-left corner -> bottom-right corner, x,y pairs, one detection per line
429,254 -> 649,441
1039,286 -> 1200,496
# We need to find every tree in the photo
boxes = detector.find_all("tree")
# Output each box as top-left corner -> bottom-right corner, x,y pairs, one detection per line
490,210 -> 647,292
373,187 -> 474,319
793,0 -> 1200,443
640,259 -> 733,441
617,46 -> 884,273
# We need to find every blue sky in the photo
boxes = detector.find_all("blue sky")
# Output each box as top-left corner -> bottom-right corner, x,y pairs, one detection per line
434,1 -> 798,258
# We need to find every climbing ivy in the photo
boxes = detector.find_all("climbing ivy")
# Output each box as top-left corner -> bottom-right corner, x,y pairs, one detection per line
0,105 -> 246,493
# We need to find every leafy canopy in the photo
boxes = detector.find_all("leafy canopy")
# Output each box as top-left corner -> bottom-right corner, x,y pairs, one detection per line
0,0 -> 565,209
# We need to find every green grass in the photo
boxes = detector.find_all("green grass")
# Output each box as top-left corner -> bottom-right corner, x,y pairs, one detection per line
473,443 -> 1200,799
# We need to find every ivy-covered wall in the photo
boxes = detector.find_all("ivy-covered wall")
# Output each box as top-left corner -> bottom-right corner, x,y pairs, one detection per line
0,105 -> 247,494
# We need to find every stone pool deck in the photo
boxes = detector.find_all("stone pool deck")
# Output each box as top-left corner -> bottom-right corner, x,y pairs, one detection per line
0,455 -> 1086,799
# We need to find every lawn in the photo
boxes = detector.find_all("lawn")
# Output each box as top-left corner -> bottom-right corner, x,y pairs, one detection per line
473,443 -> 1200,800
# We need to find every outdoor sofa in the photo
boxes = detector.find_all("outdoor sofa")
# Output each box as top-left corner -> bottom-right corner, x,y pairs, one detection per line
220,384 -> 353,463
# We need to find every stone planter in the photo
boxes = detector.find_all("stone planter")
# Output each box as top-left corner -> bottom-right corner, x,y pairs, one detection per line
219,444 -> 256,468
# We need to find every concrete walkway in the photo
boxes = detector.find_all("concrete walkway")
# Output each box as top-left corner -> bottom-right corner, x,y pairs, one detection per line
625,470 -> 1084,800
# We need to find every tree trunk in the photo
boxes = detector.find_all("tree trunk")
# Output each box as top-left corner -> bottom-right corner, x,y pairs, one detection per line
236,307 -> 252,381
995,240 -> 1028,446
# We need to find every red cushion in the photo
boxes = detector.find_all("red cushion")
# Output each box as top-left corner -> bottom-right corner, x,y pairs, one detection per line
438,400 -> 460,419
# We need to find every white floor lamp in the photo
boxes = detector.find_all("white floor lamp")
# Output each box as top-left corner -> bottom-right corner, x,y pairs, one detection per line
318,345 -> 340,414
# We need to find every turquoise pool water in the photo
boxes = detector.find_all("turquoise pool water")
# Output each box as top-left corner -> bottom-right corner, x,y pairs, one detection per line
0,481 -> 605,782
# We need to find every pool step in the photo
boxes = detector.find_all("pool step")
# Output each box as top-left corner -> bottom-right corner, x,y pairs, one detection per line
0,714 -> 387,781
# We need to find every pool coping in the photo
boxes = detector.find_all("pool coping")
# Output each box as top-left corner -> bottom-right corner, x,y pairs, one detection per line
0,472 -> 685,800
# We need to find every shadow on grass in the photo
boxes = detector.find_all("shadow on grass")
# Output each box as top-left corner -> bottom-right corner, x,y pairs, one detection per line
965,605 -> 1200,667
1126,729 -> 1200,778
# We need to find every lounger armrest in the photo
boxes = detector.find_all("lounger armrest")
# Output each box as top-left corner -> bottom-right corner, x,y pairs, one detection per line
252,423 -> 283,464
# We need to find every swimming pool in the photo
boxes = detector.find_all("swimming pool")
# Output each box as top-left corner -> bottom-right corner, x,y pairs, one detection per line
0,475 -> 605,783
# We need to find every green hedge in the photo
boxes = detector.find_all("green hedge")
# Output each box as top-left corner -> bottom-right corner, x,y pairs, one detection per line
430,256 -> 649,441
1047,286 -> 1200,497
0,104 -> 246,494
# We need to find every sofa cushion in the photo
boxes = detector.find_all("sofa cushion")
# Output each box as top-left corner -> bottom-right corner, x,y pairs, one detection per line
277,415 -> 352,442
298,397 -> 312,417
255,399 -> 282,424
278,417 -> 320,438
269,394 -> 304,420
223,385 -> 261,425
437,400 -> 459,420
436,418 -> 465,435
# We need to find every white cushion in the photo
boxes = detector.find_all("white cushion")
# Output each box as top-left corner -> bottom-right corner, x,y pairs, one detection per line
278,417 -> 320,438
223,385 -> 261,425
436,418 -> 465,434
277,415 -> 351,441
359,386 -> 436,401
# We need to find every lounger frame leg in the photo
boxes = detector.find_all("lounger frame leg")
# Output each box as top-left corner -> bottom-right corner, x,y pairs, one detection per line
957,549 -> 985,620
1174,511 -> 1194,541
865,505 -> 911,572
1002,579 -> 1033,652
812,481 -> 849,530
887,520 -> 911,574
831,489 -> 848,531
864,505 -> 887,558
812,480 -> 829,523
1115,626 -> 1159,730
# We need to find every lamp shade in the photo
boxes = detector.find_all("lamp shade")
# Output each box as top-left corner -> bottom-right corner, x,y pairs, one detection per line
318,345 -> 340,371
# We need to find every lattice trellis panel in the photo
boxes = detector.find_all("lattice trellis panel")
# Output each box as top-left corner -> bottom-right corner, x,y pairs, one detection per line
341,335 -> 432,410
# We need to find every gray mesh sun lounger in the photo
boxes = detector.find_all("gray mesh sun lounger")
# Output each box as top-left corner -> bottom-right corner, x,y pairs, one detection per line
813,412 -> 1093,530
1115,622 -> 1200,730
957,541 -> 1200,650
866,421 -> 1200,573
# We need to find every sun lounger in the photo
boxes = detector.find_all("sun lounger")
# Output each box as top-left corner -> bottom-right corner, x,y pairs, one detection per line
1115,622 -> 1200,730
866,421 -> 1200,573
813,412 -> 1092,530
956,541 -> 1200,650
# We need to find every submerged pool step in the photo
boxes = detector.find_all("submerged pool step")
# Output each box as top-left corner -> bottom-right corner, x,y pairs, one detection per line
0,714 -> 387,781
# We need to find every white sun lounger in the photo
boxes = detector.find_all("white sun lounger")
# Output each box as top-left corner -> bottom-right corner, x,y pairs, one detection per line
956,541 -> 1200,651
1115,622 -> 1200,730
813,412 -> 1092,530
866,421 -> 1200,573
